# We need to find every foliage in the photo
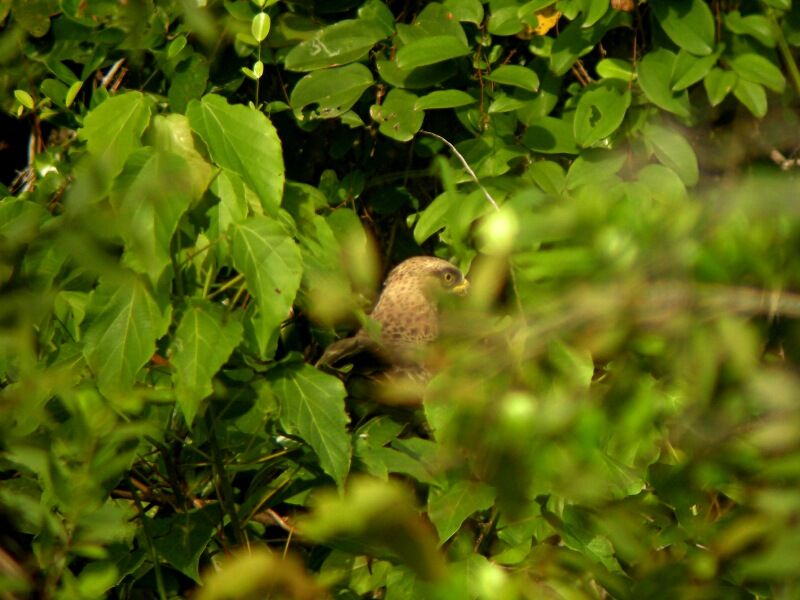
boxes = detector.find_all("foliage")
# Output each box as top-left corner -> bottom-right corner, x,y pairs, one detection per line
1,0 -> 800,598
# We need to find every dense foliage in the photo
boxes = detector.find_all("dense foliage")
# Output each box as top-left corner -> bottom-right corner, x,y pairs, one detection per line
2,0 -> 800,598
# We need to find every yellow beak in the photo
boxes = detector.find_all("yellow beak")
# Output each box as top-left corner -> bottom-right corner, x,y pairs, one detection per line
451,279 -> 470,296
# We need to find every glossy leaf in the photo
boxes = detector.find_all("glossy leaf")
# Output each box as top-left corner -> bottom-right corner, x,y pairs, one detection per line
703,68 -> 737,106
573,80 -> 631,147
729,53 -> 786,93
370,89 -> 424,142
268,362 -> 350,486
290,63 -> 374,119
637,49 -> 691,118
428,481 -> 495,542
650,0 -> 715,56
395,36 -> 471,70
414,90 -> 476,110
486,65 -> 540,91
284,19 -> 388,71
733,78 -> 768,118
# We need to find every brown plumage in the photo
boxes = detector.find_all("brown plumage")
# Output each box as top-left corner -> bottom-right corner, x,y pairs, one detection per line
316,256 -> 469,405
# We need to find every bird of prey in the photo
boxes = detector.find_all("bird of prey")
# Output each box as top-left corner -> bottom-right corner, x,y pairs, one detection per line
316,256 -> 469,406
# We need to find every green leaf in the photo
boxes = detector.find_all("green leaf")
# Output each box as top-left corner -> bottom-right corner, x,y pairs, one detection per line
671,48 -> 720,91
733,78 -> 768,118
300,476 -> 444,579
522,115 -> 579,154
637,49 -> 691,118
251,12 -> 271,42
148,506 -> 217,582
488,6 -> 523,36
486,65 -> 540,91
65,80 -> 82,107
187,94 -> 284,213
595,58 -> 634,80
78,92 -> 152,176
14,89 -> 34,109
724,11 -> 776,48
729,53 -> 786,93
284,18 -> 388,71
650,0 -> 715,55
528,160 -> 566,196
566,149 -> 627,190
642,123 -> 699,186
443,0 -> 484,24
109,149 -> 194,285
415,90 -> 476,110
170,301 -> 244,426
230,215 -> 302,357
704,67 -> 737,106
169,54 -> 210,114
370,89 -> 424,142
148,114 -> 215,200
550,14 -> 613,76
573,80 -> 631,147
290,63 -> 374,119
395,36 -> 471,70
584,0 -> 610,28
428,481 -> 495,542
83,274 -> 171,396
268,362 -> 350,486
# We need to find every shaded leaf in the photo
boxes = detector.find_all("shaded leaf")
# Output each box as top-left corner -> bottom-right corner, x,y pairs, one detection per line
82,274 -> 171,395
268,361 -> 350,486
230,215 -> 302,357
170,301 -> 244,426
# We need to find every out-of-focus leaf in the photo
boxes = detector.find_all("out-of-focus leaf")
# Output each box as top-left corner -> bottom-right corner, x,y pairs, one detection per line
642,122 -> 699,186
78,92 -> 151,176
109,149 -> 194,284
733,78 -> 768,118
415,90 -> 476,110
522,115 -> 579,154
729,52 -> 786,93
300,476 -> 445,580
704,67 -> 737,106
427,480 -> 495,542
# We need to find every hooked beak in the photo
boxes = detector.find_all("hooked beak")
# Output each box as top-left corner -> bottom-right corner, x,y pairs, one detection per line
451,279 -> 470,296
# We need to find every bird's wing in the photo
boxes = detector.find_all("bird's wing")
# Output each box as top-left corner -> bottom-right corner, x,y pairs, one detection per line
315,331 -> 387,370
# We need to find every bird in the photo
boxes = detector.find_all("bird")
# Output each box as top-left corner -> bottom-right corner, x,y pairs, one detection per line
316,256 -> 469,406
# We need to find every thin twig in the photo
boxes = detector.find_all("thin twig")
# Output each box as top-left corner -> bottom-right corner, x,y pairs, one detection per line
419,129 -> 499,210
100,59 -> 125,89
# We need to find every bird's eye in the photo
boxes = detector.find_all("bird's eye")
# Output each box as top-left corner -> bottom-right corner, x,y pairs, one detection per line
442,272 -> 454,284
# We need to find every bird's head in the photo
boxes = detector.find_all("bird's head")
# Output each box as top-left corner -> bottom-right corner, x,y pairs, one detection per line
383,256 -> 470,300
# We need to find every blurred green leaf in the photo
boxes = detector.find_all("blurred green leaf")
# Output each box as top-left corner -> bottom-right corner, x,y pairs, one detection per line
650,0 -> 715,55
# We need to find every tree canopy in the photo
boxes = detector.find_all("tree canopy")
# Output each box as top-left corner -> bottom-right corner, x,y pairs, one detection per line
1,0 -> 800,598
